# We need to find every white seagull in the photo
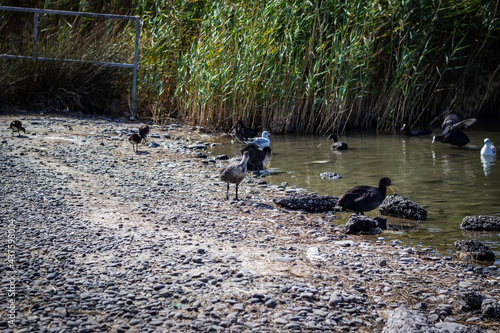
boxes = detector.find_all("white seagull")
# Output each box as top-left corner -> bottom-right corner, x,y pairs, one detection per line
480,138 -> 496,156
247,131 -> 270,149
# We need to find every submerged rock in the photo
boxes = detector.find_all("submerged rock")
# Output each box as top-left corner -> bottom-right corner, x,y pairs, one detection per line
454,240 -> 496,262
320,172 -> 342,179
460,215 -> 500,231
379,193 -> 427,220
273,193 -> 338,212
344,214 -> 387,234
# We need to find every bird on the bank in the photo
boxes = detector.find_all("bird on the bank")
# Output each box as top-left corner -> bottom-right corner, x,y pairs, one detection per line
246,131 -> 270,149
10,120 -> 26,136
337,177 -> 395,215
139,124 -> 150,144
241,143 -> 273,171
236,120 -> 258,139
220,151 -> 250,200
327,134 -> 348,150
401,123 -> 431,136
432,113 -> 476,146
230,126 -> 249,144
129,133 -> 142,153
480,138 -> 496,156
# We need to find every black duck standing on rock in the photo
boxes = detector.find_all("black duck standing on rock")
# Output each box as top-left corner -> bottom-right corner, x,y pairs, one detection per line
327,134 -> 348,150
337,177 -> 395,215
129,133 -> 142,153
220,151 -> 250,200
241,143 -> 272,171
432,113 -> 476,146
10,120 -> 26,136
139,124 -> 150,144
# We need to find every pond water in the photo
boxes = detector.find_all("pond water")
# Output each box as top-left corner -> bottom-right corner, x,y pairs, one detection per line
208,123 -> 500,266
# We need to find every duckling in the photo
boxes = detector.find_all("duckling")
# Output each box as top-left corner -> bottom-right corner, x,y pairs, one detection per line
220,151 -> 250,200
10,120 -> 26,136
129,133 -> 142,153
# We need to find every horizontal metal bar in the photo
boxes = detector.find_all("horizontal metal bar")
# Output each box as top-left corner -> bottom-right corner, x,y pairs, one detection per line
0,5 -> 139,21
0,54 -> 135,68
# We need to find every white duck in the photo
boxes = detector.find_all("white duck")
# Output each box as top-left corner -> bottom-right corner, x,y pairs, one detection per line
247,131 -> 270,149
480,138 -> 496,156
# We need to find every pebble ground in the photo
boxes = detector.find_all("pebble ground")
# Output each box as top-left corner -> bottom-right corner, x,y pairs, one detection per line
1,111 -> 499,332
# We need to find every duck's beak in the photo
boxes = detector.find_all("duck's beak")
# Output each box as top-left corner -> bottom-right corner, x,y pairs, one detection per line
388,182 -> 398,193
432,136 -> 436,144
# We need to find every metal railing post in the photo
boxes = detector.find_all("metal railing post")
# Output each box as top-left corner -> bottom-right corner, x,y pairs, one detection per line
33,12 -> 38,60
130,18 -> 141,120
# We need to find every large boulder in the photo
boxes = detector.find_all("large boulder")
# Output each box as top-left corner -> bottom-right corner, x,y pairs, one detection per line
344,214 -> 387,234
273,193 -> 338,212
454,240 -> 496,262
379,193 -> 427,220
460,216 -> 500,231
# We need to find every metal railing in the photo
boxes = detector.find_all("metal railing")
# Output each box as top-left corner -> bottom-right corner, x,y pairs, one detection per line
0,5 -> 142,119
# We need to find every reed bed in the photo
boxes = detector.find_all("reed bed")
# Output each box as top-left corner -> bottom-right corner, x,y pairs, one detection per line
1,0 -> 499,133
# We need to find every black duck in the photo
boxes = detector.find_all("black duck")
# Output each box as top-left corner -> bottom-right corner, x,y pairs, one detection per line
432,113 -> 476,146
337,177 -> 395,215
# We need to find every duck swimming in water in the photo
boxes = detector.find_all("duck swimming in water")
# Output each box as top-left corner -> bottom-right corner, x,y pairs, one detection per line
432,113 -> 476,146
327,134 -> 348,150
236,120 -> 258,139
401,123 -> 431,136
481,138 -> 496,156
337,177 -> 395,215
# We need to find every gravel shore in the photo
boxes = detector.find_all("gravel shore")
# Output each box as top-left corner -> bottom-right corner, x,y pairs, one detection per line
1,112 -> 500,332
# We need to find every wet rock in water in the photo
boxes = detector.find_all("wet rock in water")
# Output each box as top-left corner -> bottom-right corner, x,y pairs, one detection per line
460,216 -> 500,231
273,193 -> 338,212
481,298 -> 500,319
378,193 -> 427,220
344,214 -> 387,234
320,172 -> 342,179
382,306 -> 437,333
454,240 -> 496,262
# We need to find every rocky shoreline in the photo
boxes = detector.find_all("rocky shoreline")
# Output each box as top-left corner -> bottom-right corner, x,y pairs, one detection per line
1,111 -> 500,332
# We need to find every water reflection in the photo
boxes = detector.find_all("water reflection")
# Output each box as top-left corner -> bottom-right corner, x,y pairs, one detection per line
481,155 -> 496,176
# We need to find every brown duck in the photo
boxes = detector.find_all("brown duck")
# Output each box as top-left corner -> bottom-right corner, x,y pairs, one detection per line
220,151 -> 250,200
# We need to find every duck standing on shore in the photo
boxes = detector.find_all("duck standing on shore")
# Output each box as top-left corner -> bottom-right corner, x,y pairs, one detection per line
139,124 -> 150,144
129,133 -> 142,153
337,177 -> 395,215
220,151 -> 250,200
10,120 -> 26,136
327,134 -> 348,150
432,113 -> 476,146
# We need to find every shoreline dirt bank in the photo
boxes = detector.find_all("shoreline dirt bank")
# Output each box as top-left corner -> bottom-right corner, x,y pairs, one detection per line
1,111 -> 499,332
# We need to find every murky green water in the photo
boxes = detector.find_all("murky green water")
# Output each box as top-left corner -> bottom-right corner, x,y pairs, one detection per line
209,125 -> 500,265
